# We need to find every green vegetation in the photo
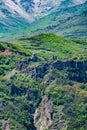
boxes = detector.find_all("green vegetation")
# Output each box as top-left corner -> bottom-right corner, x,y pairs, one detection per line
0,34 -> 87,130
12,33 -> 87,59
46,83 -> 87,130
0,74 -> 43,130
0,42 -> 31,56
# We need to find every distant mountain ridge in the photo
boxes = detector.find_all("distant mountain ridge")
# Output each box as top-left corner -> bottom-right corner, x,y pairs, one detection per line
1,0 -> 87,20
0,0 -> 87,40
27,1 -> 87,38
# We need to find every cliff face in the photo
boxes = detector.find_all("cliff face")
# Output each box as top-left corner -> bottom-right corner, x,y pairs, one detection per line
2,119 -> 10,130
13,58 -> 87,130
34,94 -> 67,130
53,60 -> 87,83
34,95 -> 53,130
15,59 -> 87,84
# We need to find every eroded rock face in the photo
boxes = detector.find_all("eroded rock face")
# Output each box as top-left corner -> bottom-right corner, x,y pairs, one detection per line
15,59 -> 87,84
34,95 -> 53,130
2,119 -> 10,130
53,60 -> 87,83
53,60 -> 87,70
26,89 -> 38,101
34,95 -> 67,130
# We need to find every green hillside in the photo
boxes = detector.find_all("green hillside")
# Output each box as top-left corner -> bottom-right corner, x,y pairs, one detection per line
12,33 -> 87,59
0,34 -> 87,130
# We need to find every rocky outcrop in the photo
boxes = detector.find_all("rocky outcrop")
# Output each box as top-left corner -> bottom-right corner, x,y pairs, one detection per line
0,49 -> 12,55
34,95 -> 53,130
15,61 -> 28,71
32,54 -> 38,62
15,59 -> 87,83
53,60 -> 87,70
26,89 -> 38,101
34,95 -> 67,130
29,64 -> 49,80
53,60 -> 87,83
2,119 -> 10,130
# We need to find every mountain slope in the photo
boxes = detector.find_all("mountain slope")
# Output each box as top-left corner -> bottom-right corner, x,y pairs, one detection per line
0,0 -> 32,40
54,10 -> 87,38
0,34 -> 87,130
0,0 -> 87,40
22,1 -> 87,39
